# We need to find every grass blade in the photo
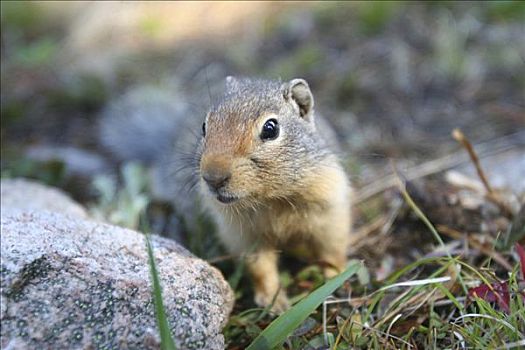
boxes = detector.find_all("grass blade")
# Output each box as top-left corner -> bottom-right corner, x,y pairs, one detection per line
394,170 -> 468,294
246,261 -> 361,350
146,233 -> 177,350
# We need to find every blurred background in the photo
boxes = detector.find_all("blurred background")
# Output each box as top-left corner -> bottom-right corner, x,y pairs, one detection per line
2,1 -> 524,347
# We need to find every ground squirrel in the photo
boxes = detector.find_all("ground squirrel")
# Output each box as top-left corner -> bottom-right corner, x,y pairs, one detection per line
99,77 -> 353,313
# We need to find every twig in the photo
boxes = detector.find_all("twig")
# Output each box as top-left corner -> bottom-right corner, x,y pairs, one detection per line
351,214 -> 388,242
355,130 -> 525,203
374,287 -> 434,329
350,198 -> 401,251
333,315 -> 352,348
452,128 -> 514,218
355,321 -> 414,348
207,253 -> 239,264
356,152 -> 469,203
452,129 -> 494,194
437,225 -> 514,272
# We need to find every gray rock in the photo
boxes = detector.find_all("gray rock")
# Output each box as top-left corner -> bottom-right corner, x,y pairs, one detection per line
26,145 -> 110,177
98,86 -> 193,165
0,180 -> 234,350
1,179 -> 88,219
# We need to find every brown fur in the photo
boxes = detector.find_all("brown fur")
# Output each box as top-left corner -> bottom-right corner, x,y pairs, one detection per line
198,77 -> 353,313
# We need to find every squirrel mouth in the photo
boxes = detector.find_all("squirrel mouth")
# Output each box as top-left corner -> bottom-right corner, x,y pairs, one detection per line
216,193 -> 239,204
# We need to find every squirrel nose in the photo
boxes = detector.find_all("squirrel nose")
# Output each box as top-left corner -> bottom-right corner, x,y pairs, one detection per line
202,168 -> 231,191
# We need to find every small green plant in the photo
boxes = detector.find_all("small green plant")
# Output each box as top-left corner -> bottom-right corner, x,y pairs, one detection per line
90,162 -> 151,229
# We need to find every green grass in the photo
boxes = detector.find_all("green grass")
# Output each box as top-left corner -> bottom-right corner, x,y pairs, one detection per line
145,233 -> 177,350
247,261 -> 361,350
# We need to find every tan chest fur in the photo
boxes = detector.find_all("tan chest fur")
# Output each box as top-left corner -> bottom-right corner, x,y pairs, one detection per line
205,161 -> 351,254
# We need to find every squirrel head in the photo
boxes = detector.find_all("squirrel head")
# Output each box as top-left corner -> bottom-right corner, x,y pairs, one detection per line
198,77 -> 330,206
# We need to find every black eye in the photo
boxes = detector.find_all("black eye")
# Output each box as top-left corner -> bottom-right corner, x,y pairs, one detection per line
202,122 -> 206,137
260,118 -> 279,141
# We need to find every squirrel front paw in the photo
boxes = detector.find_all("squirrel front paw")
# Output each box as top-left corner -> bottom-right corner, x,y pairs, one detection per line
254,289 -> 290,314
323,265 -> 342,279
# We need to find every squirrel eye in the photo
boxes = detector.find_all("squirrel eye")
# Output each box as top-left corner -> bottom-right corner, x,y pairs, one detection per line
260,118 -> 279,141
202,122 -> 206,137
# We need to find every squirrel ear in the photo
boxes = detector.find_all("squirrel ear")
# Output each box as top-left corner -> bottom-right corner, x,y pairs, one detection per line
225,76 -> 240,93
284,78 -> 314,121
